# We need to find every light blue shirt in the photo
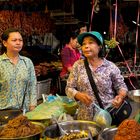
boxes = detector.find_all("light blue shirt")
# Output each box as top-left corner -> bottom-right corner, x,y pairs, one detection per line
0,53 -> 37,111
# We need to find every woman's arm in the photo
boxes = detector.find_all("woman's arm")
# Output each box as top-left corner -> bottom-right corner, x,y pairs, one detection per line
28,59 -> 37,110
111,64 -> 128,108
66,61 -> 93,106
112,89 -> 127,108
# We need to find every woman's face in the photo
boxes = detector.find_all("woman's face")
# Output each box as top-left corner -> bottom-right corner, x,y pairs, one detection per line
3,32 -> 23,53
70,37 -> 78,49
79,26 -> 87,34
81,36 -> 101,58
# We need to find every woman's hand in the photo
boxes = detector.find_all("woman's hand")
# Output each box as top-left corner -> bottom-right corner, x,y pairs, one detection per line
112,95 -> 124,108
29,105 -> 36,111
75,92 -> 93,106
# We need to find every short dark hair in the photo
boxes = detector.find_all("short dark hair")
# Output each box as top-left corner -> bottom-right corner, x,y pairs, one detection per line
1,28 -> 22,54
98,45 -> 105,58
77,22 -> 87,29
63,30 -> 79,45
76,21 -> 87,34
1,28 -> 21,41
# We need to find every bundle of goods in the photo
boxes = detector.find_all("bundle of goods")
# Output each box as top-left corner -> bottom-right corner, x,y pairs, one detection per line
35,61 -> 62,77
26,96 -> 78,121
0,115 -> 42,138
114,119 -> 140,140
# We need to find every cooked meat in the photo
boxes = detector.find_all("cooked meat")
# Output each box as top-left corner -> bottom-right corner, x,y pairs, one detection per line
0,115 -> 40,138
114,119 -> 140,140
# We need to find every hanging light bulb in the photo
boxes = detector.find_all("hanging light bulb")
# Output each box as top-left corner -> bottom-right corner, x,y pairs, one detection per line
93,0 -> 100,13
132,20 -> 140,26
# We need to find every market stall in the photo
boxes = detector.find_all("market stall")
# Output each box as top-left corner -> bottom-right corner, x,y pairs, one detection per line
0,0 -> 140,140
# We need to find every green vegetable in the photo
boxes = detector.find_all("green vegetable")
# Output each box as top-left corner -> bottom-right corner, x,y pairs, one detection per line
135,112 -> 140,124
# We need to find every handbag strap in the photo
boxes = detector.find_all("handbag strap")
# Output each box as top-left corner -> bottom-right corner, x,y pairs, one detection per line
84,58 -> 104,109
20,60 -> 30,110
20,81 -> 29,110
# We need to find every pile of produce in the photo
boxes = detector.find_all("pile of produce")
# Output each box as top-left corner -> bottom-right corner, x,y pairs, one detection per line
35,61 -> 62,76
0,115 -> 41,138
54,131 -> 88,140
105,38 -> 119,48
135,112 -> 140,124
45,130 -> 93,140
44,122 -> 99,140
114,119 -> 140,140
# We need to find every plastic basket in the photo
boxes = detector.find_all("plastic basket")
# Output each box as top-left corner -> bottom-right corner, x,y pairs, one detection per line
37,78 -> 52,99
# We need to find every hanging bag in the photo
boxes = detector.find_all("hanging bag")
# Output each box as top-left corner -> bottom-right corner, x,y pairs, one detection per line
84,58 -> 132,126
106,98 -> 132,125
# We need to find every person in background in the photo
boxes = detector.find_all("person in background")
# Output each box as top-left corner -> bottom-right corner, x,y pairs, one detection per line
66,31 -> 128,120
60,31 -> 81,95
76,21 -> 88,59
0,28 -> 37,112
76,21 -> 88,34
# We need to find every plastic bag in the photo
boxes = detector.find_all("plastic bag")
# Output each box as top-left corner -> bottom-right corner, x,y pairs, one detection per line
25,99 -> 64,120
93,103 -> 112,127
25,95 -> 78,120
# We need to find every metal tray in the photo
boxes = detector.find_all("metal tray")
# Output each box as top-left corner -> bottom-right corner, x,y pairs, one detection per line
43,120 -> 102,140
128,89 -> 140,103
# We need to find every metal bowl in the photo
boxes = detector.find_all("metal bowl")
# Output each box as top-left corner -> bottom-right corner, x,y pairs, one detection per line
98,127 -> 117,140
0,110 -> 22,125
128,89 -> 140,103
43,120 -> 102,140
0,122 -> 45,140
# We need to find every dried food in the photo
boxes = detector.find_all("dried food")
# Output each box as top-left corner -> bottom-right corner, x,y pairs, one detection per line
60,131 -> 88,140
114,119 -> 140,140
45,127 -> 98,140
45,130 -> 88,140
0,115 -> 41,138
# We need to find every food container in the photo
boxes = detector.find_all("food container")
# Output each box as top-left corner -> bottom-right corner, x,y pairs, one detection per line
0,109 -> 22,125
128,89 -> 140,103
0,122 -> 45,140
98,127 -> 117,140
43,120 -> 102,140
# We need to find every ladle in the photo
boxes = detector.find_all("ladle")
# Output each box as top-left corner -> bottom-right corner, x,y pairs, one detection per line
88,130 -> 93,140
51,115 -> 68,136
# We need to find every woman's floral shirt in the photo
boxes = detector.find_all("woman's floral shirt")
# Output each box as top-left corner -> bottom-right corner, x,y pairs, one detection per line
66,58 -> 128,120
0,53 -> 37,111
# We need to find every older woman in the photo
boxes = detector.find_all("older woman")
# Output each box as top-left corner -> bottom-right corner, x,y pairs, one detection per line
66,31 -> 128,120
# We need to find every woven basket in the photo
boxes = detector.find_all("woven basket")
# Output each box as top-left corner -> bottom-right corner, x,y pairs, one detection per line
37,78 -> 52,100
